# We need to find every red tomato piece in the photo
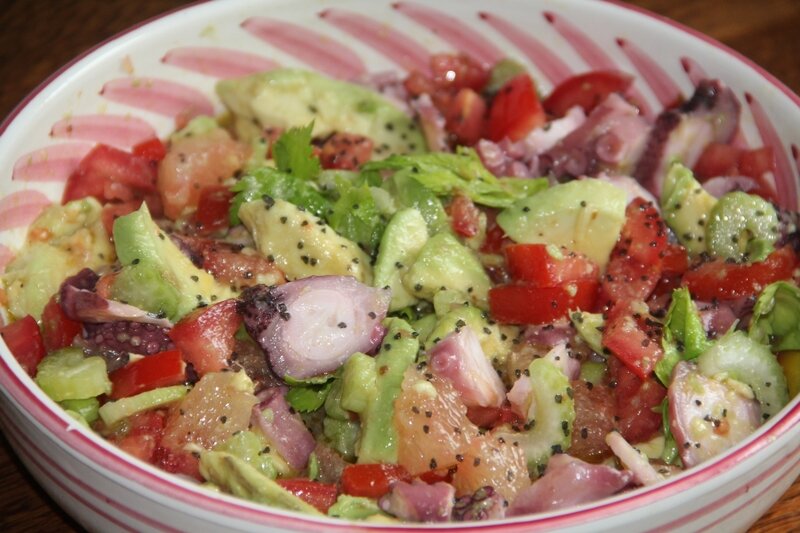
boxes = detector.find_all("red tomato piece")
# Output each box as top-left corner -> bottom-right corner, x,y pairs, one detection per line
543,70 -> 634,118
403,70 -> 436,98
610,357 -> 666,443
340,463 -> 412,499
202,247 -> 286,290
600,256 -> 661,306
108,349 -> 186,400
63,144 -> 157,205
110,410 -> 166,462
0,316 -> 46,376
152,445 -> 201,480
620,197 -> 668,266
168,299 -> 242,376
275,479 -> 339,513
693,143 -> 778,202
569,380 -> 615,463
466,404 -> 524,429
446,194 -> 482,238
445,88 -> 487,147
480,208 -> 511,255
132,137 -> 167,164
101,200 -> 145,240
504,244 -> 599,287
318,132 -> 374,171
487,74 -> 546,142
683,246 -> 797,301
416,466 -> 457,485
693,142 -> 739,179
602,301 -> 664,379
430,53 -> 489,93
41,295 -> 82,352
489,280 -> 598,325
194,186 -> 233,236
737,146 -> 775,180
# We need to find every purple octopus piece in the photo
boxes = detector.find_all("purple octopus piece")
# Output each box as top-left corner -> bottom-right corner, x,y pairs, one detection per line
452,486 -> 505,522
251,387 -> 316,471
238,276 -> 391,379
83,321 -> 175,356
379,480 -> 455,522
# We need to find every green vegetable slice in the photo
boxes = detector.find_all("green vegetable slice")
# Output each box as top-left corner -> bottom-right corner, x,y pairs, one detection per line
749,281 -> 800,352
705,191 -> 779,262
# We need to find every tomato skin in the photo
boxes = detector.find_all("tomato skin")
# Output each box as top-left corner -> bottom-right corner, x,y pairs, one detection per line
543,70 -> 634,118
194,186 -> 233,236
480,208 -> 511,254
276,479 -> 339,513
110,410 -> 166,462
0,316 -> 46,377
466,404 -> 524,429
683,246 -> 797,301
446,194 -> 482,238
489,280 -> 598,325
340,463 -> 412,499
610,357 -> 666,444
63,144 -> 157,205
504,244 -> 599,286
168,299 -> 242,376
602,301 -> 664,379
108,349 -> 186,400
693,143 -> 777,202
318,132 -> 374,171
152,445 -> 201,480
600,259 -> 661,307
487,74 -> 546,142
41,295 -> 82,352
132,137 -> 167,164
445,88 -> 487,147
430,53 -> 489,93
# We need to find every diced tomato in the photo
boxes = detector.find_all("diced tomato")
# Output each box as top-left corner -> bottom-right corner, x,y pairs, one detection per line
403,70 -> 436,98
446,194 -> 482,238
466,404 -> 524,429
487,74 -> 546,142
152,445 -> 201,480
600,258 -> 661,307
489,280 -> 598,325
620,198 -> 668,266
600,198 -> 668,307
0,316 -> 46,377
445,88 -> 487,147
168,299 -> 242,376
737,146 -> 775,180
276,479 -> 338,513
63,144 -> 157,205
543,70 -> 634,118
109,349 -> 186,400
416,466 -> 457,485
609,357 -> 666,443
480,208 -> 511,255
569,380 -> 615,463
683,246 -> 797,301
318,132 -> 373,171
41,295 -> 82,352
430,53 -> 489,93
602,301 -> 664,379
340,463 -> 412,499
132,137 -> 167,164
110,410 -> 166,462
194,186 -> 233,236
661,243 -> 689,275
693,143 -> 778,202
693,142 -> 738,179
202,247 -> 286,290
504,244 -> 599,287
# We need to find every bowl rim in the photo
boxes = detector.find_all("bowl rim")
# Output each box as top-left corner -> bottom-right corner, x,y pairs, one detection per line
1,0 -> 799,530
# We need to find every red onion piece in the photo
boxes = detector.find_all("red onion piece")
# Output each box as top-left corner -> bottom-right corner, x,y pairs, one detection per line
251,387 -> 316,471
379,480 -> 455,522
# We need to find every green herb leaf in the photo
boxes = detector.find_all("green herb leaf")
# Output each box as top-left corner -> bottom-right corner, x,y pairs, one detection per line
655,287 -> 712,386
273,122 -> 321,180
286,380 -> 334,413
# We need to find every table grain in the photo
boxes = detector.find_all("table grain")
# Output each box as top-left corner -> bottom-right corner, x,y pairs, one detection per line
1,0 -> 798,531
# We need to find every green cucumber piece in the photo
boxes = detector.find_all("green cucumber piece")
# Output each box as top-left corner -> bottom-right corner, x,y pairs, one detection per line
35,348 -> 111,402
706,191 -> 779,262
98,385 -> 189,427
59,397 -> 100,424
696,330 -> 789,420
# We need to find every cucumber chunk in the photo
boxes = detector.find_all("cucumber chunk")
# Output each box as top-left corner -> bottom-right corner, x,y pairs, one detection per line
35,348 -> 111,402
706,191 -> 779,262
98,385 -> 189,427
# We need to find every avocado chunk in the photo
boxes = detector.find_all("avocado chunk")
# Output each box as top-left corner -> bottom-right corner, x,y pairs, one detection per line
110,262 -> 181,320
497,358 -> 575,475
199,451 -> 323,516
373,208 -> 429,311
3,197 -> 114,319
497,179 -> 626,267
112,204 -> 234,320
705,191 -> 778,262
403,233 -> 491,309
213,429 -> 293,480
341,318 -> 418,464
238,197 -> 372,283
328,495 -> 389,520
217,69 -> 425,158
424,304 -> 514,370
660,163 -> 717,255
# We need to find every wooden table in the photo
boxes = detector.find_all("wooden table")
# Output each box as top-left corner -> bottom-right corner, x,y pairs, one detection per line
0,0 -> 798,531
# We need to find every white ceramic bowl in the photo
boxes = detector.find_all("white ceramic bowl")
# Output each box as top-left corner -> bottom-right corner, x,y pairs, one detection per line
1,1 -> 798,531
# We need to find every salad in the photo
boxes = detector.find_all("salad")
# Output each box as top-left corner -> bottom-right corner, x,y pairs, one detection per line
1,51 -> 798,523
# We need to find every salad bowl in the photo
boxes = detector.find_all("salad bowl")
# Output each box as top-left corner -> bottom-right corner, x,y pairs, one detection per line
1,0 -> 799,531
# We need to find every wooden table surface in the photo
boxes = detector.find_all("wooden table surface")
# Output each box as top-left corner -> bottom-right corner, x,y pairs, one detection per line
0,0 -> 798,531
